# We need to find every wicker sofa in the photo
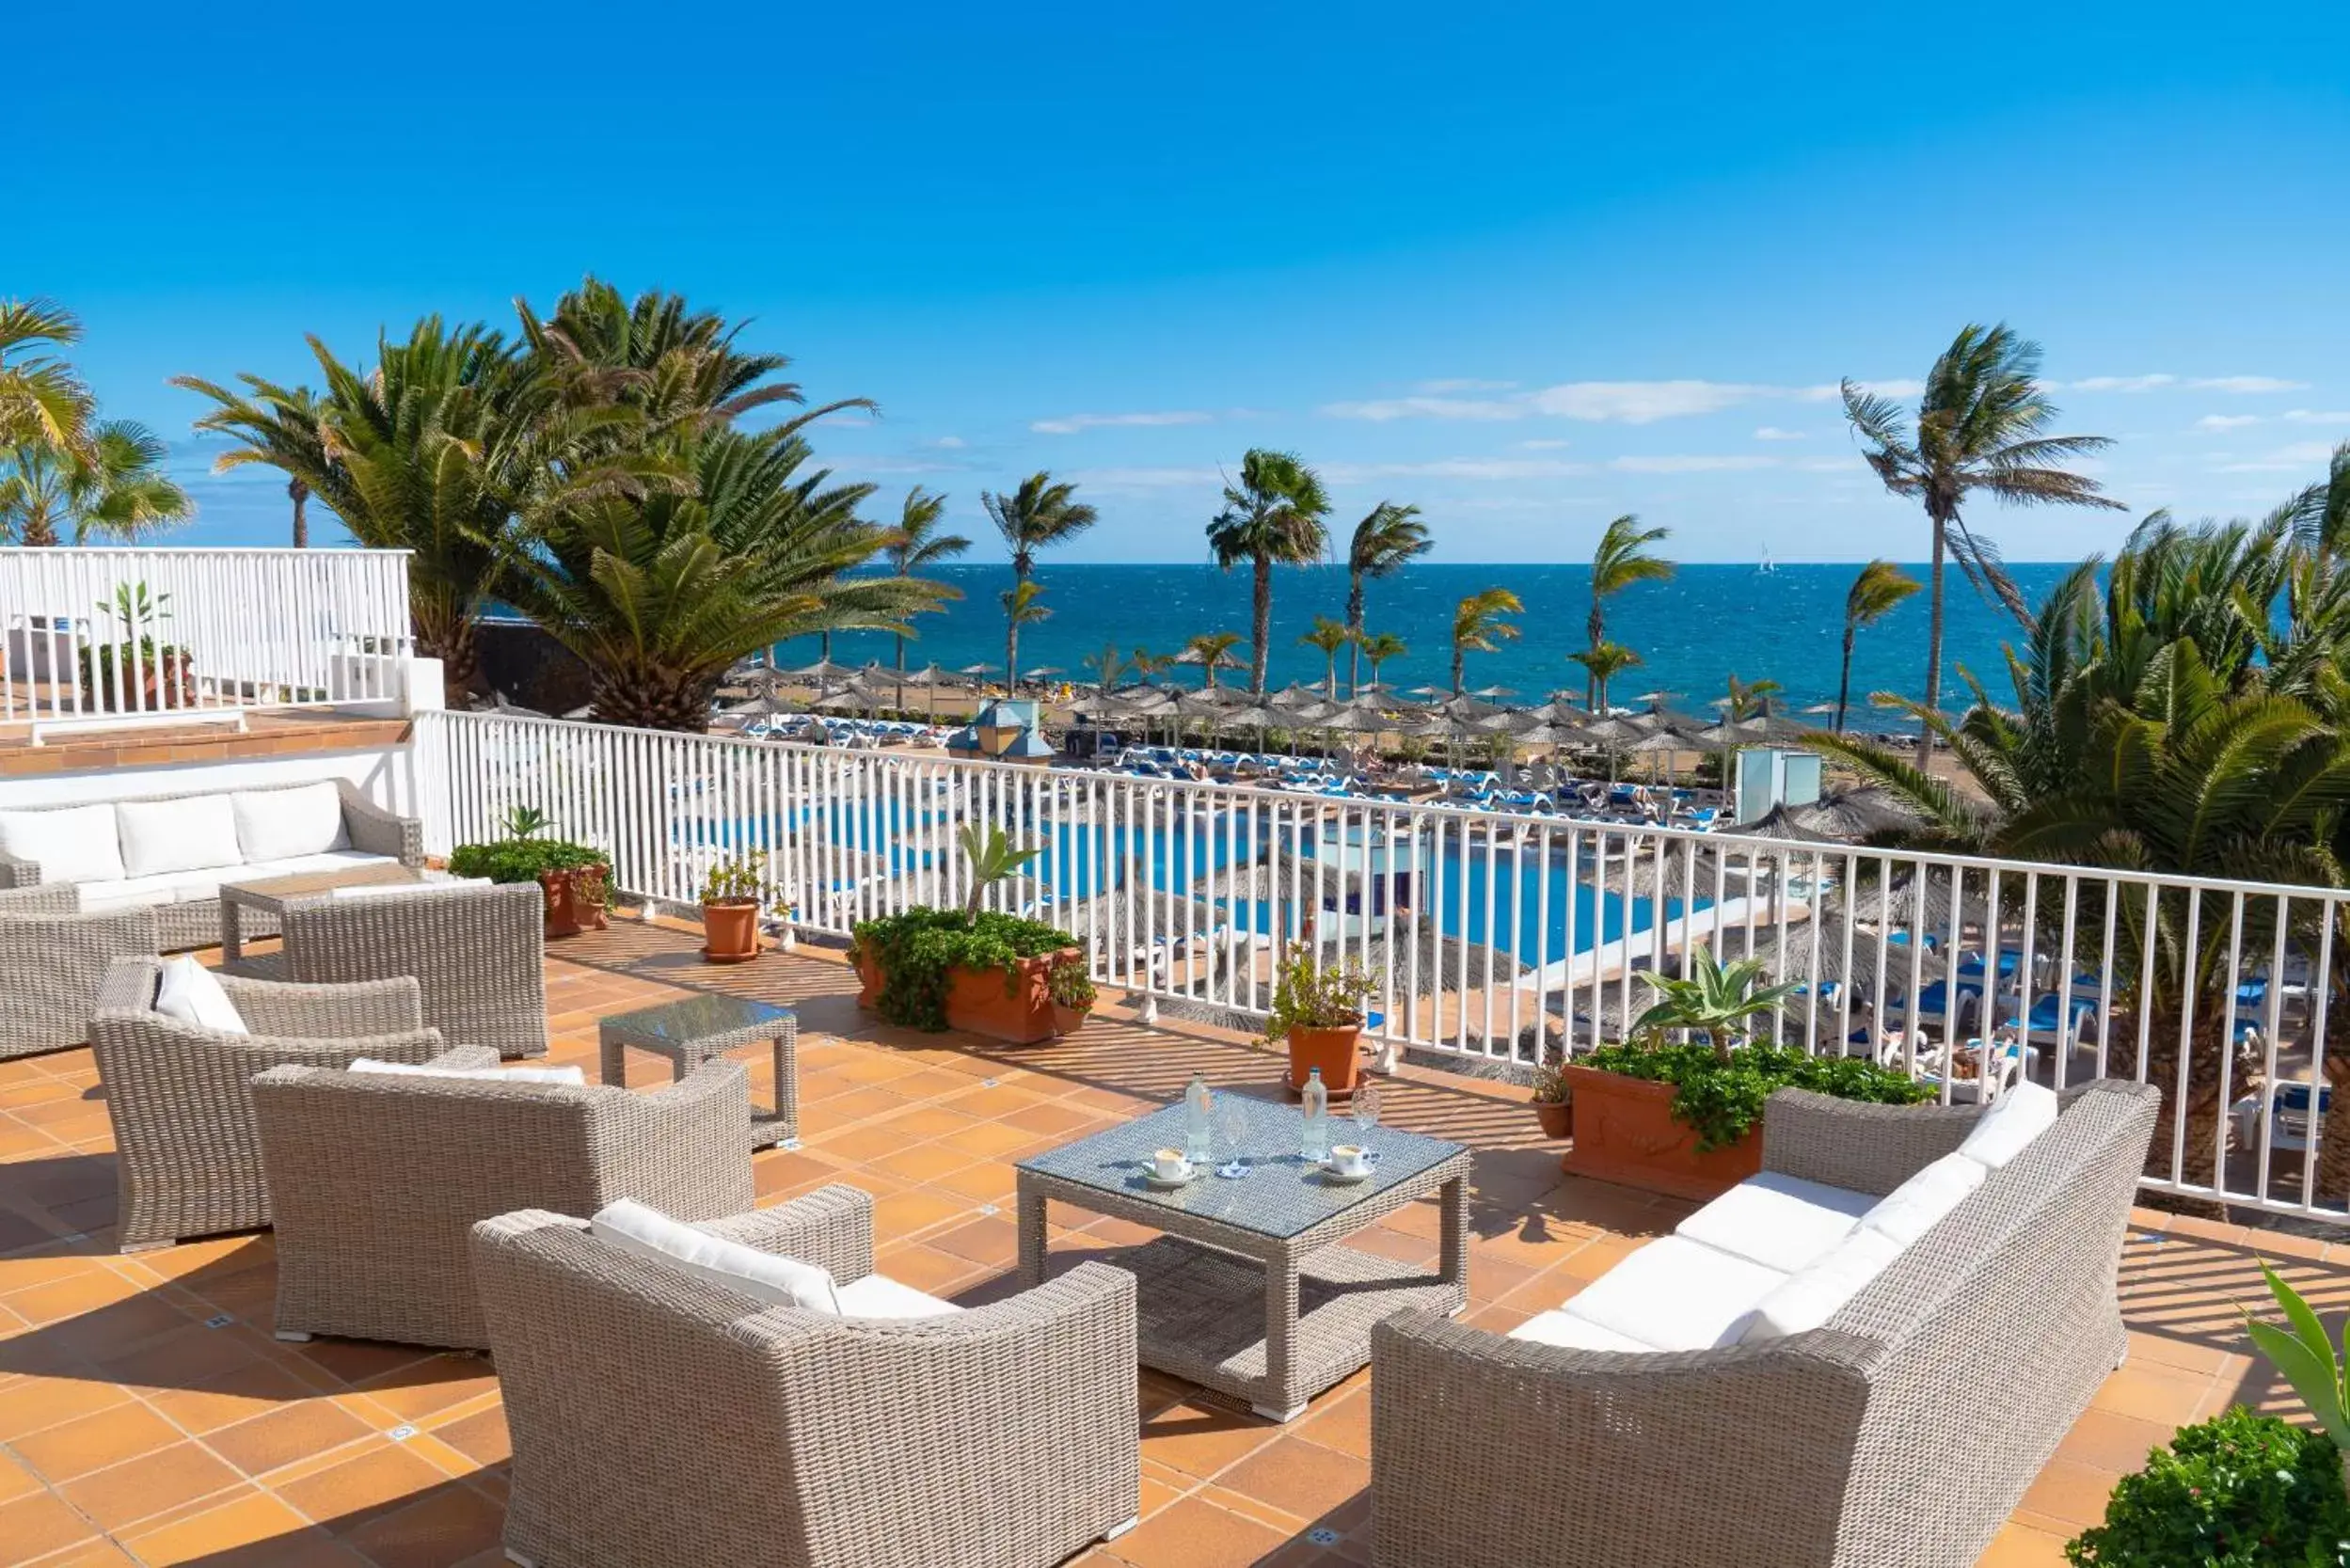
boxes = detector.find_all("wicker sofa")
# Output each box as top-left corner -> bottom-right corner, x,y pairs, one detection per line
1369,1079 -> 2160,1568
471,1185 -> 1141,1568
90,955 -> 447,1251
249,1054 -> 753,1349
256,879 -> 548,1059
0,884 -> 158,1060
0,779 -> 423,952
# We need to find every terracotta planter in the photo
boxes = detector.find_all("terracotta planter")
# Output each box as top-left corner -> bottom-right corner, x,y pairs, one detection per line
700,900 -> 761,963
856,948 -> 1080,1045
1285,1022 -> 1364,1098
536,865 -> 611,940
1532,1099 -> 1573,1139
1558,1065 -> 1761,1200
1052,1002 -> 1091,1037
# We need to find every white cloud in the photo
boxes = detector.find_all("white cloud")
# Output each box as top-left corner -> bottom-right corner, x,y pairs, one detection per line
1605,454 -> 1782,473
928,435 -> 968,449
2193,375 -> 2308,394
2196,414 -> 2263,431
1323,458 -> 1590,481
2284,409 -> 2350,425
1065,466 -> 1223,488
2072,373 -> 2308,394
1753,426 -> 1806,441
1417,378 -> 1517,393
1518,438 -> 1572,451
1030,410 -> 1215,435
1320,395 -> 1524,421
2071,374 -> 2180,392
1528,381 -> 1776,422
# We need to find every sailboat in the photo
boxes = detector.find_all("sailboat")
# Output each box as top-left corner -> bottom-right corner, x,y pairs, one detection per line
1757,545 -> 1776,576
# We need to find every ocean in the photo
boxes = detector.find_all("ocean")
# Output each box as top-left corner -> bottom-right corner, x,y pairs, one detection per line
777,561 -> 2078,725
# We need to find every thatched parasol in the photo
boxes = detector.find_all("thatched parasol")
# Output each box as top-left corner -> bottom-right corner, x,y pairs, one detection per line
1191,843 -> 1369,899
1354,924 -> 1533,997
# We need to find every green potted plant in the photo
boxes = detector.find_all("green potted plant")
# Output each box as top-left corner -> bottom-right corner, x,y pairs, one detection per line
1046,958 -> 1097,1036
2245,1260 -> 2350,1495
2065,1405 -> 2350,1565
1263,941 -> 1375,1098
1531,1056 -> 1573,1139
849,825 -> 1078,1044
1562,946 -> 1926,1198
77,583 -> 192,710
699,850 -> 767,965
448,806 -> 612,939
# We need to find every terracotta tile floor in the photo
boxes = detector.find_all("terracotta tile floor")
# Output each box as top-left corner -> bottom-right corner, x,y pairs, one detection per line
3,922 -> 2345,1566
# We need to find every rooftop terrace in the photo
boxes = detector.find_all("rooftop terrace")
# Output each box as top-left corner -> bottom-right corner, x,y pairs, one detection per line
3,924 -> 2343,1567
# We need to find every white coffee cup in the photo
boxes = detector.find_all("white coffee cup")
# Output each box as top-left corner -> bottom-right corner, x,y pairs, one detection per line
1328,1144 -> 1370,1177
1152,1148 -> 1192,1181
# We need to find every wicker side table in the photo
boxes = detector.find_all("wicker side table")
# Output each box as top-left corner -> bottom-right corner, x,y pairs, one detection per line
598,994 -> 800,1150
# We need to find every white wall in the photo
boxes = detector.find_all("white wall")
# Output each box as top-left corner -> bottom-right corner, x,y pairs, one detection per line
0,743 -> 422,818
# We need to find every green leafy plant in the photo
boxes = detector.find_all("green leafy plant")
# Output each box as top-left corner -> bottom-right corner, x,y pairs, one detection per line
956,822 -> 1040,918
1580,1039 -> 1929,1151
1262,942 -> 1374,1045
2245,1261 -> 2350,1487
1632,945 -> 1807,1061
450,804 -> 612,909
499,804 -> 552,840
2066,1406 -> 2350,1566
701,850 -> 768,907
1046,958 -> 1097,1010
1531,1057 -> 1573,1106
76,580 -> 188,705
849,907 -> 1073,1031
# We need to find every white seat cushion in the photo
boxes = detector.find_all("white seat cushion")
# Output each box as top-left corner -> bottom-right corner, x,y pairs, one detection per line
231,784 -> 349,863
242,851 -> 397,879
116,796 -> 245,878
1559,1235 -> 1788,1352
1675,1170 -> 1877,1274
153,956 -> 247,1035
590,1198 -> 839,1314
75,873 -> 187,912
1739,1227 -> 1908,1343
1858,1151 -> 1987,1247
834,1274 -> 964,1320
0,803 -> 125,884
1508,1310 -> 1655,1353
1958,1081 -> 2060,1170
348,1058 -> 585,1086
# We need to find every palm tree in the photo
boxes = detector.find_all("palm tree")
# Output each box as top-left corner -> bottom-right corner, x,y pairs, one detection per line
1300,616 -> 1351,699
1723,673 -> 1783,721
1344,501 -> 1429,694
0,298 -> 90,454
1002,579 -> 1050,688
1450,588 -> 1523,694
1130,646 -> 1176,684
1206,450 -> 1331,695
502,424 -> 943,731
1568,640 -> 1641,714
1,420 -> 195,546
2286,439 -> 2350,563
1842,323 -> 2124,763
1184,631 -> 1244,690
288,477 -> 310,548
1585,515 -> 1673,709
983,470 -> 1094,694
884,485 -> 970,706
1834,560 -> 1921,732
1083,642 -> 1125,701
1358,631 -> 1407,689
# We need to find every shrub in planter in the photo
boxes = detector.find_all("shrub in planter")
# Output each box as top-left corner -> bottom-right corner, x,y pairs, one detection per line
2065,1406 -> 2350,1566
1047,958 -> 1097,1035
849,906 -> 1075,1039
448,806 -> 613,939
699,852 -> 767,964
1262,942 -> 1375,1097
1577,1039 -> 1929,1153
1530,1057 -> 1573,1139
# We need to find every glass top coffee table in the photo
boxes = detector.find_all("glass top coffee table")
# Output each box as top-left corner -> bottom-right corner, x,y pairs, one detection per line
218,863 -> 422,961
1016,1094 -> 1469,1420
598,994 -> 800,1149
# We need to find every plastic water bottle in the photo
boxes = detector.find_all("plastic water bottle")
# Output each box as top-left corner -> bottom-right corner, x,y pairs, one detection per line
1184,1074 -> 1215,1165
1300,1069 -> 1329,1163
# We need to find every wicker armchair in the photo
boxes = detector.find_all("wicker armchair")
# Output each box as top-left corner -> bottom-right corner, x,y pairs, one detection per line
265,880 -> 548,1058
1369,1080 -> 2161,1568
0,885 -> 158,1060
250,1056 -> 753,1350
472,1186 -> 1140,1568
90,955 -> 446,1252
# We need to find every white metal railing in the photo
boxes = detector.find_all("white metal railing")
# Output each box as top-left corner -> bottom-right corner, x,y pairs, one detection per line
414,708 -> 2350,1226
0,547 -> 414,730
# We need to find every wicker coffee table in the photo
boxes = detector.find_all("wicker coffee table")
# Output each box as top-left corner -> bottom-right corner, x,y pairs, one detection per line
598,994 -> 800,1149
1016,1095 -> 1469,1420
218,863 -> 422,961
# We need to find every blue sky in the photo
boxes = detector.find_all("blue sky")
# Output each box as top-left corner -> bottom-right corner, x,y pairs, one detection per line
15,0 -> 2348,562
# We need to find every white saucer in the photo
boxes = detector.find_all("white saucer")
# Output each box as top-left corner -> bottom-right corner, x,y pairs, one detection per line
1318,1164 -> 1373,1185
1142,1168 -> 1200,1190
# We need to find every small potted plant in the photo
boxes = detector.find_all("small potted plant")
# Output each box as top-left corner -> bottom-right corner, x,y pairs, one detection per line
447,805 -> 613,939
699,851 -> 767,964
1530,1056 -> 1573,1139
1046,958 -> 1096,1036
1262,941 -> 1375,1098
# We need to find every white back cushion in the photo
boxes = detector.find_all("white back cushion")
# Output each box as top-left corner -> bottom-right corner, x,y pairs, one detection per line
1858,1151 -> 1988,1248
117,796 -> 245,878
590,1198 -> 840,1314
1675,1170 -> 1876,1275
834,1275 -> 963,1320
153,956 -> 247,1035
1558,1235 -> 1788,1352
0,803 -> 125,884
1958,1080 -> 2060,1170
1739,1227 -> 1906,1342
231,784 -> 348,863
349,1058 -> 584,1086
1508,1310 -> 1654,1353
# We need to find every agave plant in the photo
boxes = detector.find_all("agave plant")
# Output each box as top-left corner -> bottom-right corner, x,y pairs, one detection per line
956,823 -> 1040,919
1632,945 -> 1806,1062
2244,1261 -> 2350,1491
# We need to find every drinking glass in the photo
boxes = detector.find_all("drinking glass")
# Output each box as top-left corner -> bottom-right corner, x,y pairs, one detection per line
1352,1081 -> 1381,1139
1215,1099 -> 1251,1176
